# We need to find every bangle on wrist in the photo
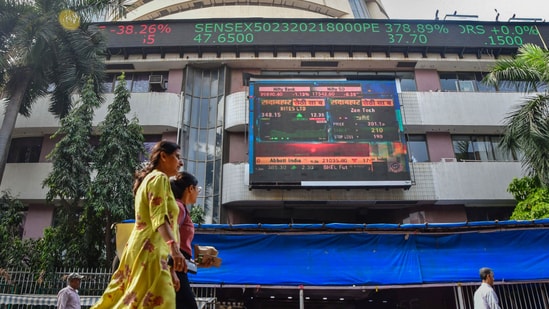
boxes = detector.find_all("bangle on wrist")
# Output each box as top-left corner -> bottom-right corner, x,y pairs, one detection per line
166,239 -> 175,246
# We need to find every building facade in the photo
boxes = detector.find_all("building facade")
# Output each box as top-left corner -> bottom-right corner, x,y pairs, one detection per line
2,0 -> 526,233
2,1 -> 547,307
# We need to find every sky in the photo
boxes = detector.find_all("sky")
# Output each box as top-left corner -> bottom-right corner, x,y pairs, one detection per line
382,0 -> 549,22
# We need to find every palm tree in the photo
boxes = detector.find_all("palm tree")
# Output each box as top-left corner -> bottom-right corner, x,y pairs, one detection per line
0,0 -> 126,185
483,43 -> 549,186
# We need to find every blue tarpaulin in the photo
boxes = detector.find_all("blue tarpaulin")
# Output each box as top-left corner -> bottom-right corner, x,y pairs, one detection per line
190,220 -> 549,287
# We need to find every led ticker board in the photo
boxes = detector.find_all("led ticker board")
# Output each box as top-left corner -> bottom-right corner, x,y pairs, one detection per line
94,18 -> 549,50
248,80 -> 411,188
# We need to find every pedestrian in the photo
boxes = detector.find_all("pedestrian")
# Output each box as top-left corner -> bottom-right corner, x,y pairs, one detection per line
473,267 -> 501,309
57,272 -> 83,309
170,171 -> 201,309
91,140 -> 185,308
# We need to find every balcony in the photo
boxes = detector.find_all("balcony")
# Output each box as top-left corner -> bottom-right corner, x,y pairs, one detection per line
7,92 -> 182,136
0,163 -> 52,202
223,91 -> 528,134
222,160 -> 523,206
401,91 -> 527,134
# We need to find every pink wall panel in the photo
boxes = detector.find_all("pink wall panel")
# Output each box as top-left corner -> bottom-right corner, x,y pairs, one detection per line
415,69 -> 441,92
167,69 -> 184,93
23,204 -> 54,239
426,132 -> 455,162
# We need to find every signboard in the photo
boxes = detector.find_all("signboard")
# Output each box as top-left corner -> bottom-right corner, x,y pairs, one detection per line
248,80 -> 411,188
94,18 -> 549,50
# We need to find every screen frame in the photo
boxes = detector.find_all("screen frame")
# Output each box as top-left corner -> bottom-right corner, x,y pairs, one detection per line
248,79 -> 412,189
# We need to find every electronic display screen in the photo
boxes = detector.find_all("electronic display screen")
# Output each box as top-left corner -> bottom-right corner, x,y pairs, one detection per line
248,80 -> 411,188
94,19 -> 549,50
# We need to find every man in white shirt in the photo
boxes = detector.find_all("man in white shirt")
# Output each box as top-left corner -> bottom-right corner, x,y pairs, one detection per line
57,273 -> 83,309
473,267 -> 501,309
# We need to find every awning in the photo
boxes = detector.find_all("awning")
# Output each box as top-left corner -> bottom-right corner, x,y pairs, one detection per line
190,220 -> 549,287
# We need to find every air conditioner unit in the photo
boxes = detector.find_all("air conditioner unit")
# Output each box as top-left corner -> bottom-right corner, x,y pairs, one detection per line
149,75 -> 166,90
149,75 -> 164,84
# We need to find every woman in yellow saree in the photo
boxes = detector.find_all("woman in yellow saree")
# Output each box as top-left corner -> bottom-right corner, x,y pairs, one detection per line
92,140 -> 185,309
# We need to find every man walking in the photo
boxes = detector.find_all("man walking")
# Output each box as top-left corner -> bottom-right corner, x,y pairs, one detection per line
57,273 -> 83,309
473,267 -> 501,309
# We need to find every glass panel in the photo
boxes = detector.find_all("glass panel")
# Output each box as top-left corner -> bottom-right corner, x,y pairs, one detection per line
183,95 -> 192,125
216,127 -> 223,156
471,136 -> 493,160
180,126 -> 190,162
475,73 -> 496,93
7,138 -> 42,163
208,129 -> 217,159
457,80 -> 476,92
197,129 -> 208,161
452,136 -> 473,161
132,73 -> 149,93
199,98 -> 209,127
201,71 -> 211,98
185,160 -> 196,175
181,66 -> 225,224
217,96 -> 224,126
102,74 -> 115,93
497,81 -> 518,92
476,80 -> 496,92
114,73 -> 132,91
185,67 -> 194,91
190,97 -> 200,127
193,70 -> 202,95
407,135 -> 429,162
456,72 -> 476,80
349,0 -> 369,18
214,159 -> 221,193
218,68 -> 225,96
212,195 -> 219,223
195,162 -> 206,192
188,128 -> 199,160
492,136 -> 516,161
210,70 -> 219,96
399,78 -> 417,91
206,160 -> 214,194
439,73 -> 458,91
140,140 -> 161,162
208,98 -> 218,128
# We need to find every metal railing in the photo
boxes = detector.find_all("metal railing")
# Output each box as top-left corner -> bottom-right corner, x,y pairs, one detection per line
454,282 -> 549,309
0,268 -> 216,309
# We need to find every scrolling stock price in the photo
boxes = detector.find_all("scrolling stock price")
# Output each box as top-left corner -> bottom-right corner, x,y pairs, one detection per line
101,24 -> 172,45
388,23 -> 540,46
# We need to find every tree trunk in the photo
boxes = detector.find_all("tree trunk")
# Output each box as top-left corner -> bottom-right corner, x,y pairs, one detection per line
0,72 -> 33,186
106,210 -> 114,269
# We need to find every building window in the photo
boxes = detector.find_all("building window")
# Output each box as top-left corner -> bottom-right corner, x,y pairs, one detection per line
452,135 -> 517,161
181,66 -> 226,224
103,72 -> 168,93
439,72 -> 546,93
407,135 -> 429,162
398,72 -> 417,91
440,72 -> 481,92
8,137 -> 42,163
139,135 -> 163,161
348,0 -> 370,18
